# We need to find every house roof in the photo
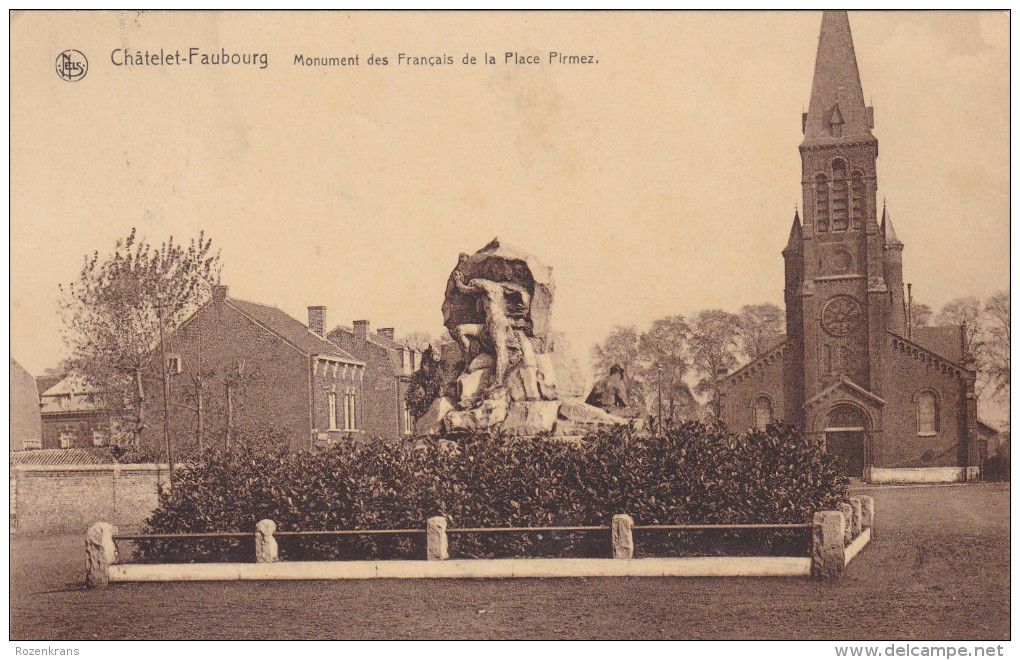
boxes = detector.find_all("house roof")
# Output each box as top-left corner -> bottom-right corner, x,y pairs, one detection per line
226,298 -> 362,363
40,375 -> 98,398
329,324 -> 404,351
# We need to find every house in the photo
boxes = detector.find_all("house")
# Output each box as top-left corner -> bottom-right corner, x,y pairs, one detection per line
37,375 -> 112,449
717,12 -> 982,483
10,358 -> 42,450
327,319 -> 421,438
139,285 -> 366,452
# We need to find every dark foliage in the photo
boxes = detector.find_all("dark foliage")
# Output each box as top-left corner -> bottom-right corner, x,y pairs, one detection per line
137,422 -> 848,562
405,346 -> 443,421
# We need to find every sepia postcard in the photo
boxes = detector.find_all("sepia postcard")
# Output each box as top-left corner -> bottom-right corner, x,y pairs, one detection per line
8,10 -> 1010,648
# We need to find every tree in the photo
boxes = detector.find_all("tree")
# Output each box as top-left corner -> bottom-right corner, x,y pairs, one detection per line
637,316 -> 692,422
688,309 -> 741,418
736,303 -> 785,362
976,290 -> 1010,406
909,301 -> 933,330
590,325 -> 646,411
935,296 -> 981,356
59,229 -> 221,451
401,331 -> 434,353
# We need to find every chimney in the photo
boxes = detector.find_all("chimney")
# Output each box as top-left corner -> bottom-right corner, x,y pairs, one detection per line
377,328 -> 395,341
308,306 -> 326,336
212,285 -> 229,303
353,320 -> 370,342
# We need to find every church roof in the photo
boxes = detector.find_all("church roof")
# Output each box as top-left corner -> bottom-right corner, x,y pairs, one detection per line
803,11 -> 874,146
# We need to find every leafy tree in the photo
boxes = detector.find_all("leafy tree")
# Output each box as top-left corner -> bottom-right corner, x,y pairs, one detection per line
638,316 -> 693,422
688,309 -> 741,418
590,326 -> 646,412
976,290 -> 1010,406
59,229 -> 221,449
909,301 -> 933,330
736,303 -> 785,361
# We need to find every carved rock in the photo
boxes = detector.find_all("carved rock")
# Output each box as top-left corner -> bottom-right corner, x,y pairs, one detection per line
414,397 -> 455,436
502,400 -> 560,435
558,400 -> 629,426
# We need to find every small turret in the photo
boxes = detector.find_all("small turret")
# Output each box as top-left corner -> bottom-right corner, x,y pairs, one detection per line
882,204 -> 906,334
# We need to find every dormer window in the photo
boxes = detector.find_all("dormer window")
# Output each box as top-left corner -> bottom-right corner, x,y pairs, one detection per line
829,104 -> 844,138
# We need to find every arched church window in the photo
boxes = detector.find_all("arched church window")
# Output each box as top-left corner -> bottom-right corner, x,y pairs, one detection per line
815,174 -> 830,232
831,159 -> 849,231
851,171 -> 865,229
917,390 -> 938,436
753,396 -> 773,431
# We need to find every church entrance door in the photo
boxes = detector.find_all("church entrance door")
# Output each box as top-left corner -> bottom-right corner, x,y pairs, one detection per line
824,405 -> 869,479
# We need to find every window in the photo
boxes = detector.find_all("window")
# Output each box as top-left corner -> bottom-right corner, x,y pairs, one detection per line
815,174 -> 829,232
328,392 -> 338,431
831,159 -> 849,231
22,438 -> 41,450
851,171 -> 865,230
59,429 -> 75,449
166,355 -> 181,374
752,396 -> 773,431
917,391 -> 938,436
403,400 -> 413,435
92,430 -> 108,447
344,390 -> 356,431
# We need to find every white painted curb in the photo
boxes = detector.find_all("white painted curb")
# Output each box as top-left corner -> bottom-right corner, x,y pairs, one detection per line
110,555 -> 812,582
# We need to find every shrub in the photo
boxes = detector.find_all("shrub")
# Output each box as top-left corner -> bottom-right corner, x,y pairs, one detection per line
136,422 -> 848,562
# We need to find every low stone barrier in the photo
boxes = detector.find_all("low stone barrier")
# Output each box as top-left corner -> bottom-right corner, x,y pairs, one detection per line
86,503 -> 875,588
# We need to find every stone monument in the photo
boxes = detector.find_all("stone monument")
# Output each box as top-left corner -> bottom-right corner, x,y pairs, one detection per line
415,238 -> 636,437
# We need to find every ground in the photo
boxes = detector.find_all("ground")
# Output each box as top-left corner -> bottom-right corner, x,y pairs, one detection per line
9,483 -> 1009,640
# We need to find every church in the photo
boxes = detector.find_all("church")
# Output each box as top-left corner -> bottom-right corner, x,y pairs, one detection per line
717,12 -> 982,483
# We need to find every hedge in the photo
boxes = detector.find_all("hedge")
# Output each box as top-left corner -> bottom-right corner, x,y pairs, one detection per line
135,422 -> 849,562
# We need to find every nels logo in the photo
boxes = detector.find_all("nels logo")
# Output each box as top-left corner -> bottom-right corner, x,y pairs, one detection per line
56,50 -> 88,82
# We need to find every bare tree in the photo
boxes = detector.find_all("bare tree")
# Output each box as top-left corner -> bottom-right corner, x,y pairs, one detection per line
935,296 -> 981,356
401,331 -> 433,353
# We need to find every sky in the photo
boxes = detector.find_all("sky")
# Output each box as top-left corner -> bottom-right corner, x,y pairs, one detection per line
10,11 -> 1010,380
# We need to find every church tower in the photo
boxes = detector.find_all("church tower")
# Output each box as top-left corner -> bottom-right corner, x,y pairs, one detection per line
794,10 -> 886,412
718,11 -> 981,483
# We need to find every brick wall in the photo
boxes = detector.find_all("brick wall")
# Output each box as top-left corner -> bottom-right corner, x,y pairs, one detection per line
720,349 -> 786,433
12,464 -> 169,534
141,301 -> 312,452
331,330 -> 401,439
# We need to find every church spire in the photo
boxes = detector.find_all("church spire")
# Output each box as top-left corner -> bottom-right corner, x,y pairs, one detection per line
783,208 -> 803,255
802,11 -> 874,145
884,204 -> 903,248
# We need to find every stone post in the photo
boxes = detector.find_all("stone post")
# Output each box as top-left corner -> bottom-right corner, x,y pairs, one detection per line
85,521 -> 118,589
847,498 -> 863,539
255,519 -> 279,563
612,514 -> 634,559
427,516 -> 448,561
811,511 -> 845,581
836,503 -> 854,545
855,495 -> 875,536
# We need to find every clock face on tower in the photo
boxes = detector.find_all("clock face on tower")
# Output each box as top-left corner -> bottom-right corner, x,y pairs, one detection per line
821,294 -> 862,337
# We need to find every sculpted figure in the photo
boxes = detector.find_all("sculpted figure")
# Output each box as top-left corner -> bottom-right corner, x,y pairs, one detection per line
585,364 -> 630,410
451,272 -> 535,384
